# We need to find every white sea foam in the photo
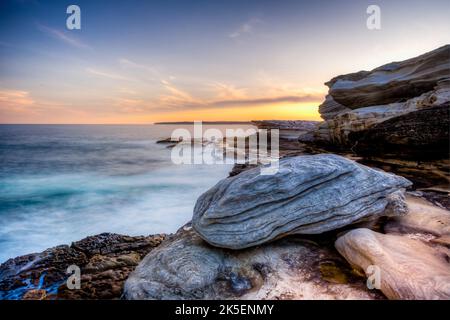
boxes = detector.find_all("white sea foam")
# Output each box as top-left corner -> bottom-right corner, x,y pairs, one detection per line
0,124 -> 252,263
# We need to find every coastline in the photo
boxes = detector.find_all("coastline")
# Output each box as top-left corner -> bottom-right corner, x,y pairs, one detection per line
1,45 -> 449,300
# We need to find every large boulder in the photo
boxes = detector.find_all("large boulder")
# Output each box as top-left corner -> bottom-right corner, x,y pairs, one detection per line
124,226 -> 383,300
192,154 -> 411,249
335,228 -> 450,300
326,45 -> 450,109
314,45 -> 450,149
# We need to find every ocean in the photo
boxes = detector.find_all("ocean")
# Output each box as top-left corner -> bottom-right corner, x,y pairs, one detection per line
0,124 -> 255,263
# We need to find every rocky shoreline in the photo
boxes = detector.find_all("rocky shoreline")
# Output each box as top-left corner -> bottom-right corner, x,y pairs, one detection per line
1,45 -> 449,300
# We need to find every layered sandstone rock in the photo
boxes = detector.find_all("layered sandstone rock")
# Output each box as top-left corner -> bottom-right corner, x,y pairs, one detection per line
349,103 -> 450,159
124,226 -> 383,300
318,95 -> 351,120
335,228 -> 450,300
326,45 -> 450,109
315,45 -> 450,150
193,154 -> 410,249
385,195 -> 450,246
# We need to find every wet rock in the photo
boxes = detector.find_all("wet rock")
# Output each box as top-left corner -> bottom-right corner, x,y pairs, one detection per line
124,227 -> 383,300
22,289 -> 47,300
335,228 -> 450,300
0,233 -> 166,300
193,154 -> 411,249
0,245 -> 88,300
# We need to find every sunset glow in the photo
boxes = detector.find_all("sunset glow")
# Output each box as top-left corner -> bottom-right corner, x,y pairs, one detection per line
1,0 -> 449,123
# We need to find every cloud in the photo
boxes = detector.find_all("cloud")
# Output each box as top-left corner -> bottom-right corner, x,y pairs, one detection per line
209,82 -> 248,100
86,68 -> 132,81
211,95 -> 321,107
37,24 -> 91,49
159,80 -> 206,109
0,89 -> 34,111
118,58 -> 158,75
156,80 -> 323,111
229,18 -> 262,38
113,98 -> 146,113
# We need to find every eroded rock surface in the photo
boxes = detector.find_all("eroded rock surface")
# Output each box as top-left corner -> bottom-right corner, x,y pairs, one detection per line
124,226 -> 384,300
385,195 -> 450,245
318,95 -> 351,120
193,154 -> 411,249
314,46 -> 450,149
349,103 -> 450,159
335,228 -> 450,300
0,233 -> 165,299
326,45 -> 450,109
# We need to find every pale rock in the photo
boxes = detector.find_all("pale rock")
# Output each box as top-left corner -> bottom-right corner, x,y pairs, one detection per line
335,228 -> 450,300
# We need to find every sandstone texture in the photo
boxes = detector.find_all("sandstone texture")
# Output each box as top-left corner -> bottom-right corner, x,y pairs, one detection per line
124,226 -> 383,300
314,45 -> 450,151
193,154 -> 411,249
335,228 -> 450,300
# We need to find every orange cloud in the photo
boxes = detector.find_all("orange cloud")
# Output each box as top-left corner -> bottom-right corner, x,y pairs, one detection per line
0,90 -> 34,112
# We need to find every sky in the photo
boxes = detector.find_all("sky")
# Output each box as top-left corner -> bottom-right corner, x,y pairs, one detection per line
0,0 -> 449,124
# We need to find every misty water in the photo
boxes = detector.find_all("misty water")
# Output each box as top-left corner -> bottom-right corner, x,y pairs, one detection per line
0,124 -> 255,263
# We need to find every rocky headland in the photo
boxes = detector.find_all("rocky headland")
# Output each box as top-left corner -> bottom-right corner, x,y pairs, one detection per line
1,45 -> 449,300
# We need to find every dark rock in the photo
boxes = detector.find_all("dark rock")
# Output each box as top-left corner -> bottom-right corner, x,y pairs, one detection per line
0,233 -> 166,300
349,104 -> 450,159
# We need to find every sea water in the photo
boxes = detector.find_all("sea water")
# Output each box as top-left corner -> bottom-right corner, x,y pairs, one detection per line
0,124 -> 254,263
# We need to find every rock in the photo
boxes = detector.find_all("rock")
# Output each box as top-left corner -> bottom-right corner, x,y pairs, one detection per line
385,195 -> 450,245
57,233 -> 166,300
0,233 -> 166,300
228,163 -> 259,177
251,120 -> 319,142
251,120 -> 319,131
227,122 -> 322,177
418,189 -> 450,210
356,157 -> 450,191
0,245 -> 88,300
305,46 -> 450,190
335,228 -> 450,300
349,104 -> 450,159
314,46 -> 450,148
318,95 -> 351,120
124,226 -> 384,300
22,289 -> 47,300
326,45 -> 450,109
193,154 -> 411,249
156,137 -> 182,144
